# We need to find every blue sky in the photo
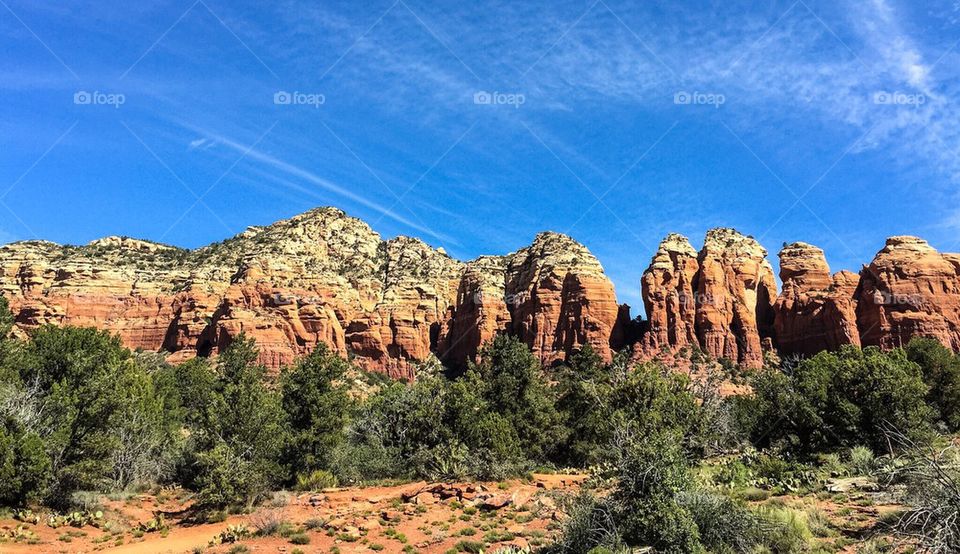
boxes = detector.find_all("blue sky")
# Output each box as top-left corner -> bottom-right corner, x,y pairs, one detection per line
2,0 -> 959,312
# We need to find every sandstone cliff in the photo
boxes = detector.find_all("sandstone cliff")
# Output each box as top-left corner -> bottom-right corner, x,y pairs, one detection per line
0,208 -> 619,377
774,242 -> 860,355
640,233 -> 699,355
856,236 -> 960,351
438,232 -> 621,368
9,207 -> 960,375
638,229 -> 777,368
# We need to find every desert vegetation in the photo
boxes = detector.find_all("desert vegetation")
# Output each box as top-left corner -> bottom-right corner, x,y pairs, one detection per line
3,293 -> 960,552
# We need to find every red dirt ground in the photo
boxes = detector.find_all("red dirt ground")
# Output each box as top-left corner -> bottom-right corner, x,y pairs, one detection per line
0,474 -> 587,554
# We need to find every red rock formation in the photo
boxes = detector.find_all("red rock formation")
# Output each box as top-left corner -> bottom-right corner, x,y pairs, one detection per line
774,242 -> 859,356
0,209 -> 621,378
436,257 -> 511,368
694,229 -> 777,368
554,271 -> 622,361
439,233 -> 621,368
640,234 -> 699,356
857,236 -> 960,351
19,208 -> 960,374
505,232 -> 620,366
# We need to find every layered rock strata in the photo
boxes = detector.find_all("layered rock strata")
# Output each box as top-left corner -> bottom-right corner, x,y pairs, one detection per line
7,207 -> 960,376
773,242 -> 860,356
0,208 -> 620,377
856,236 -> 960,351
639,229 -> 777,368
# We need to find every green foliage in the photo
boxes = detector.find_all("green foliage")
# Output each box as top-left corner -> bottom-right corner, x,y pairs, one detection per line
210,524 -> 251,545
468,335 -> 565,462
749,346 -> 934,455
755,506 -> 813,553
295,469 -> 337,491
848,445 -> 877,476
281,344 -> 352,479
906,338 -> 960,431
110,356 -> 182,491
154,356 -> 215,427
612,434 -> 703,554
191,335 -> 286,511
0,296 -> 14,339
555,346 -> 617,467
0,326 -> 179,507
341,335 -> 562,481
677,491 -> 767,553
0,419 -> 49,506
555,350 -> 709,468
288,532 -> 310,544
546,491 -> 624,553
711,451 -> 821,494
21,327 -> 134,505
137,512 -> 168,533
611,363 -> 705,451
341,376 -> 449,481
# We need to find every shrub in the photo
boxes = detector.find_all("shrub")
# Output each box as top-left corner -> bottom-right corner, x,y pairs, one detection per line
250,509 -> 287,536
749,346 -> 934,454
191,335 -> 286,511
5,326 -> 179,507
540,491 -> 623,553
611,433 -> 702,554
849,446 -> 877,476
554,346 -> 616,467
906,338 -> 960,431
892,440 -> 960,552
610,363 -> 706,456
288,533 -> 310,545
281,344 -> 352,480
467,335 -> 565,462
678,491 -> 766,552
295,469 -> 337,491
804,507 -> 833,538
0,419 -> 49,506
756,506 -> 812,553
454,540 -> 484,553
342,335 -> 558,482
342,376 -> 450,481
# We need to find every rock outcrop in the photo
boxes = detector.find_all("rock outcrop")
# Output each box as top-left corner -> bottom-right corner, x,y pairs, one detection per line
504,233 -> 621,366
0,208 -> 620,377
438,232 -> 622,368
773,243 -> 860,356
436,256 -> 511,368
10,207 -> 960,375
637,229 -> 777,368
856,236 -> 960,351
695,229 -> 777,367
640,234 -> 699,355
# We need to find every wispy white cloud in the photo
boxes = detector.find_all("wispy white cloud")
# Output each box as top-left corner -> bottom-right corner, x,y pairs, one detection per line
183,125 -> 458,244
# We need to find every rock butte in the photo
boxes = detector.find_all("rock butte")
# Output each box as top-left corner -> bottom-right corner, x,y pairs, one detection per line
0,208 -> 620,379
1,207 -> 959,376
